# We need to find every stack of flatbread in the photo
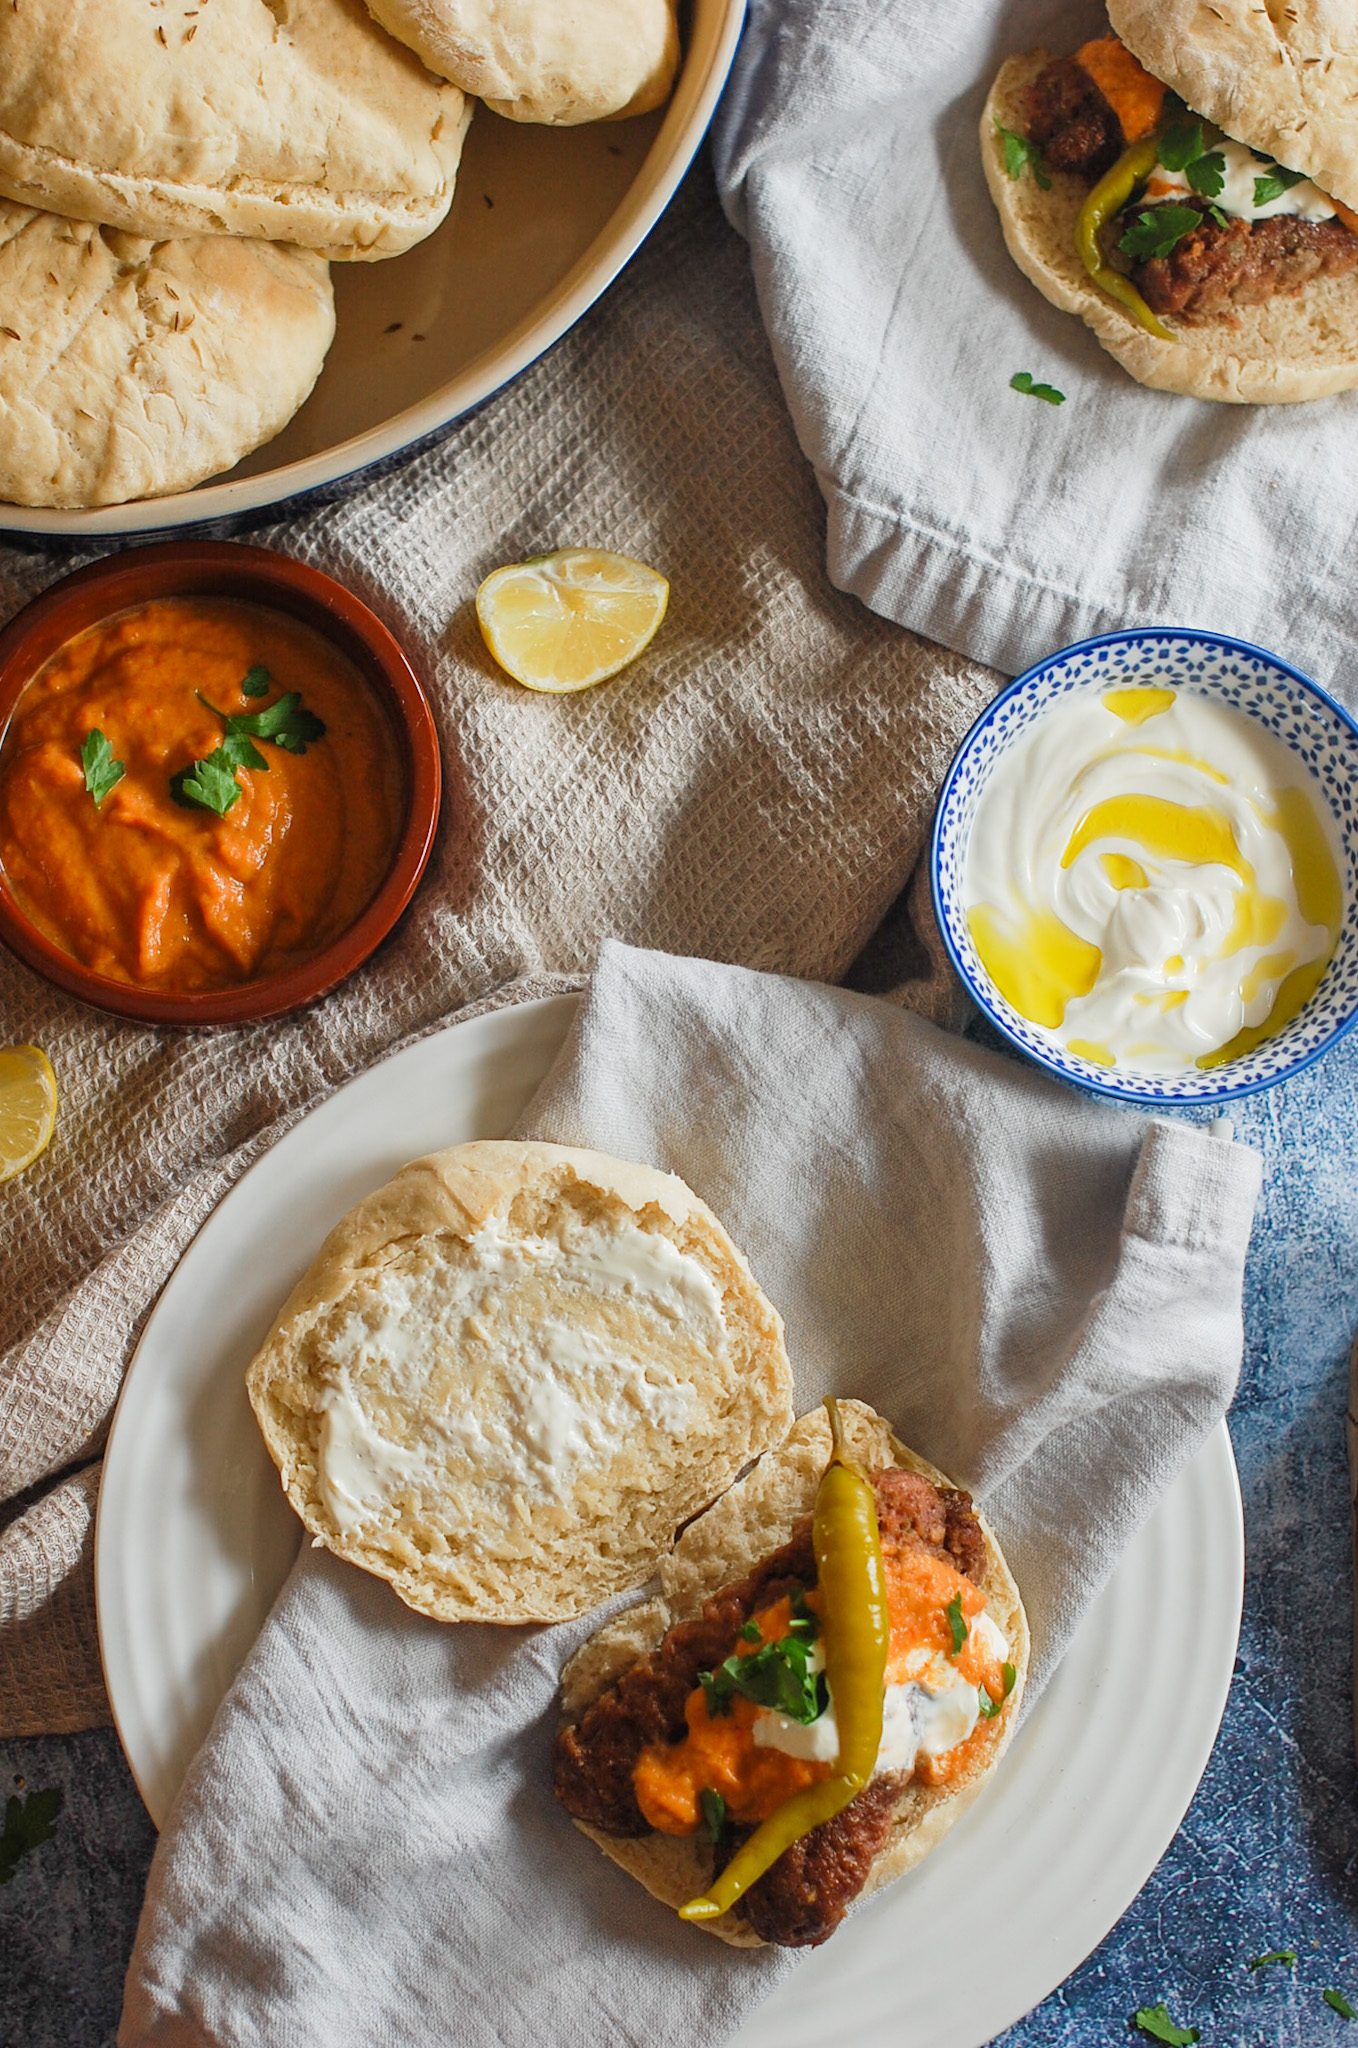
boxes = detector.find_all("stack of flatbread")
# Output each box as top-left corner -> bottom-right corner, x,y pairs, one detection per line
0,0 -> 679,509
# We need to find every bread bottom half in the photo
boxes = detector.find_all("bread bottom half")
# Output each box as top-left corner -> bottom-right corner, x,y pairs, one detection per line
982,52 -> 1358,403
557,1401 -> 1030,1946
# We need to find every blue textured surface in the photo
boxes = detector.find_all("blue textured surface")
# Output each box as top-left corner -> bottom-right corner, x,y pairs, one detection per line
2,1031 -> 1357,2047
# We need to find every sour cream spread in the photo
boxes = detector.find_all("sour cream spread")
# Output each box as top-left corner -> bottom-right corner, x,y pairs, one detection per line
313,1211 -> 725,1536
963,687 -> 1345,1075
752,1611 -> 1009,1778
1144,139 -> 1336,224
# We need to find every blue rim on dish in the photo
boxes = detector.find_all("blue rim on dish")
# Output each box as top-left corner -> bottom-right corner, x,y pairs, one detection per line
930,627 -> 1358,1109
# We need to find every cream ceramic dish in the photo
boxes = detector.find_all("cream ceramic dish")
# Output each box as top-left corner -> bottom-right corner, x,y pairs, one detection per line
96,993 -> 1244,2048
0,0 -> 744,538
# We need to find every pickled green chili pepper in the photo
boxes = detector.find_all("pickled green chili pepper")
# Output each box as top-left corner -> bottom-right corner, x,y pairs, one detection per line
1074,134 -> 1176,342
679,1398 -> 888,1924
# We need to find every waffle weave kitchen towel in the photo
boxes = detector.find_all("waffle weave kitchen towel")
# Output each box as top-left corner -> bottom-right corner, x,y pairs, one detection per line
0,166 -> 996,1738
712,0 -> 1358,691
120,942 -> 1261,2048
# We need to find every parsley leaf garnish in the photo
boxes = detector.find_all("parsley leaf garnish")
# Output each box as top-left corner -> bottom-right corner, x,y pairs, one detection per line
1248,1949 -> 1296,1970
198,690 -> 326,757
239,664 -> 272,698
945,1593 -> 968,1656
993,120 -> 1051,190
740,1618 -> 762,1643
80,728 -> 125,808
1186,151 -> 1226,199
1010,371 -> 1065,406
977,1659 -> 1017,1718
1133,2003 -> 1199,2044
1325,1989 -> 1358,2021
700,1612 -> 826,1725
1157,120 -> 1208,173
1254,163 -> 1307,207
0,1786 -> 62,1885
171,747 -> 246,817
699,1789 -> 726,1844
1119,204 -> 1204,262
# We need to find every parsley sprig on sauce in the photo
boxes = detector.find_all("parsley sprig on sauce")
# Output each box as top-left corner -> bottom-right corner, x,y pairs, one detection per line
1157,120 -> 1226,198
977,1661 -> 1017,1719
700,1592 -> 826,1725
80,729 -> 124,808
944,1592 -> 968,1656
171,667 -> 326,817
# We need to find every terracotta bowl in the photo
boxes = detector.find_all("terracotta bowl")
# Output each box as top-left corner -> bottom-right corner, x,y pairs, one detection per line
0,541 -> 441,1025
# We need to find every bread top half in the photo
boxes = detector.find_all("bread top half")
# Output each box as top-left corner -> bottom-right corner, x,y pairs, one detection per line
247,1141 -> 796,1623
1109,0 -> 1358,216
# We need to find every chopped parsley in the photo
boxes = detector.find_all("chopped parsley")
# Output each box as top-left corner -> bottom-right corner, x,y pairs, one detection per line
1185,151 -> 1226,199
993,119 -> 1051,190
1010,371 -> 1065,406
945,1593 -> 968,1656
1133,2002 -> 1199,2044
699,1789 -> 726,1844
700,1601 -> 825,1725
239,664 -> 272,698
1155,120 -> 1225,197
198,689 -> 326,756
1118,204 -> 1204,262
171,681 -> 325,815
1325,1989 -> 1358,2022
1253,163 -> 1307,208
0,1786 -> 62,1885
1156,119 -> 1209,173
1247,1949 -> 1297,1971
80,728 -> 124,808
977,1660 -> 1017,1719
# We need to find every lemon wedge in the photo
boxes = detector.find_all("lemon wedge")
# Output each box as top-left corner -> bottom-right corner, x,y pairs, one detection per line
0,1044 -> 57,1184
476,548 -> 669,692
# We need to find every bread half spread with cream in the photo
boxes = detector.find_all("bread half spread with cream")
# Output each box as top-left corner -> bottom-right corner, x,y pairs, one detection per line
247,1141 -> 795,1623
553,1402 -> 1029,1947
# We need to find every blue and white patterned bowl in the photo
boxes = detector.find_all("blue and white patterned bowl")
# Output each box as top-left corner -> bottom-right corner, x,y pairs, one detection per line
931,629 -> 1358,1107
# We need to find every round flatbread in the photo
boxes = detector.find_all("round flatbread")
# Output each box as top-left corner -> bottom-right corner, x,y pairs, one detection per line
247,1141 -> 796,1624
982,52 -> 1358,403
1109,0 -> 1358,215
0,0 -> 471,260
558,1401 -> 1030,1946
0,205 -> 334,508
362,0 -> 678,124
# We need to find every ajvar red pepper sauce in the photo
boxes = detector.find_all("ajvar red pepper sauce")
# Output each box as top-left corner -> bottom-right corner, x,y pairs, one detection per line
0,597 -> 405,993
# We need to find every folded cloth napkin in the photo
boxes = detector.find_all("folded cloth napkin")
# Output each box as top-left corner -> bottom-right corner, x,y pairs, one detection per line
712,0 -> 1358,693
121,943 -> 1262,2047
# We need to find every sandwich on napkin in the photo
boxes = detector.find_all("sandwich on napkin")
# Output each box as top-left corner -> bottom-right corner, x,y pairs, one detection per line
363,0 -> 680,124
0,0 -> 471,260
983,0 -> 1358,401
247,1141 -> 796,1621
553,1400 -> 1028,1947
0,205 -> 334,507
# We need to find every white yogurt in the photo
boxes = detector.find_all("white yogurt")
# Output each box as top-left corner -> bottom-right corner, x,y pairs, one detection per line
962,687 -> 1344,1075
1145,137 -> 1336,223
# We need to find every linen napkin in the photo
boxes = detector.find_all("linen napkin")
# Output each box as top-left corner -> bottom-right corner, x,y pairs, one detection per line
712,0 -> 1358,693
121,944 -> 1261,2047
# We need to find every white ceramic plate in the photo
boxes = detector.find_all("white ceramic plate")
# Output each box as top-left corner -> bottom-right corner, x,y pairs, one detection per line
95,994 -> 1244,2048
3,0 -> 744,539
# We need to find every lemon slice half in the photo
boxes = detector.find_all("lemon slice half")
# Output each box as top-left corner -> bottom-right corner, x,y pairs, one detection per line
476,547 -> 669,693
0,1044 -> 57,1184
